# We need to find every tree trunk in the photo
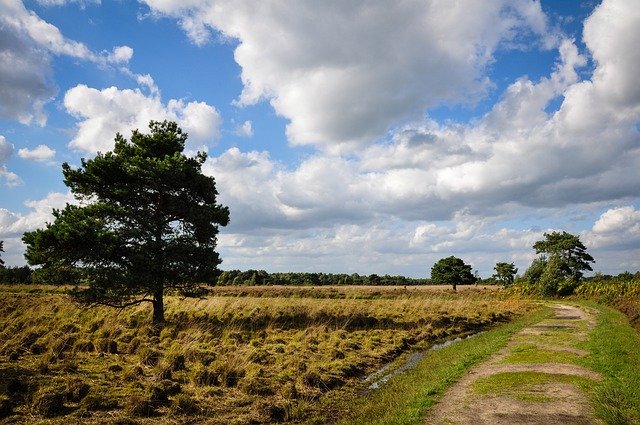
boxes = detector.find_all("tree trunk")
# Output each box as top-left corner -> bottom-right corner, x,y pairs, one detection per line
152,289 -> 165,325
452,282 -> 457,292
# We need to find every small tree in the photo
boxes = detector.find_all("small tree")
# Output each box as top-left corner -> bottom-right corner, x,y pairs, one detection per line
493,262 -> 517,286
533,231 -> 594,279
23,121 -> 230,325
430,256 -> 475,292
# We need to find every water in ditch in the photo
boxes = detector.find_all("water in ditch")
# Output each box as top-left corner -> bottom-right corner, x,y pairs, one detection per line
364,331 -> 485,390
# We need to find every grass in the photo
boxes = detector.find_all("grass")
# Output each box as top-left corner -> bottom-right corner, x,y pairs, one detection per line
3,286 -> 638,424
0,285 -> 533,424
500,343 -> 582,365
472,371 -> 593,402
338,306 -> 550,425
576,301 -> 640,425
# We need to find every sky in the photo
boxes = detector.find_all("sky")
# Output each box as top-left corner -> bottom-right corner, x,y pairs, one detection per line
1,0 -> 639,278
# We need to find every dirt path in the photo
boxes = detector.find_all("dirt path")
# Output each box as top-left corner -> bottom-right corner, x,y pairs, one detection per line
424,304 -> 603,424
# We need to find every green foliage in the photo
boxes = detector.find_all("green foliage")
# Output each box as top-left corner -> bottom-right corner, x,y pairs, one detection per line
430,256 -> 475,291
518,231 -> 595,296
576,273 -> 640,302
22,121 -> 230,324
216,269 -> 431,286
492,262 -> 517,286
0,266 -> 32,284
533,231 -> 594,279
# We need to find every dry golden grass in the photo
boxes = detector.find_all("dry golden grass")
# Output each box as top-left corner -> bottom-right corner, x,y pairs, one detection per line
0,285 -> 532,424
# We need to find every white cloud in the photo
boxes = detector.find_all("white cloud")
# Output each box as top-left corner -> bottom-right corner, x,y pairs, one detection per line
0,135 -> 22,187
234,120 -> 253,137
63,84 -> 221,153
0,191 -> 74,238
584,206 -> 640,251
142,0 -> 552,152
201,3 -> 640,272
107,45 -> 134,64
0,0 -> 134,126
17,144 -> 56,162
592,206 -> 640,235
0,191 -> 75,266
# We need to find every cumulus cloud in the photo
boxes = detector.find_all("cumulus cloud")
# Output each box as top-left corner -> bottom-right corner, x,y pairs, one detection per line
202,0 -> 640,275
142,0 -> 552,152
63,84 -> 221,153
0,0 -> 134,125
0,135 -> 21,186
17,144 -> 56,162
0,191 -> 75,265
107,45 -> 134,64
234,120 -> 253,137
584,206 -> 640,250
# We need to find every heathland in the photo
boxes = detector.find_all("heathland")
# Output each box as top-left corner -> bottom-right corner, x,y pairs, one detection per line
0,279 -> 639,424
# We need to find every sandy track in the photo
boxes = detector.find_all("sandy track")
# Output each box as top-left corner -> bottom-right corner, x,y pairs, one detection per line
423,304 -> 603,424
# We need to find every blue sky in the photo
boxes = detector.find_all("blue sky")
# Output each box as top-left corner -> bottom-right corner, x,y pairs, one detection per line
1,0 -> 639,277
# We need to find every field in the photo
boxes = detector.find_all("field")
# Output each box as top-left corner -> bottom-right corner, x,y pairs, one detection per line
0,285 -> 534,424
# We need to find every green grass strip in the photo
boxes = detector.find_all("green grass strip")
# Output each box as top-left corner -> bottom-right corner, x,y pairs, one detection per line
500,343 -> 582,365
577,301 -> 640,425
340,306 -> 551,425
472,371 -> 593,402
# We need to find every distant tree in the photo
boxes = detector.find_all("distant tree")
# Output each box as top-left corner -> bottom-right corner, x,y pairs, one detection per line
430,256 -> 475,292
0,266 -> 32,284
493,262 -> 518,286
23,121 -> 230,325
533,231 -> 594,279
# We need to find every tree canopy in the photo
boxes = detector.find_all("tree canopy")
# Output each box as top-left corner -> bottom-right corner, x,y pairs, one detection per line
430,256 -> 475,291
23,121 -> 230,324
533,231 -> 594,279
493,262 -> 517,286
